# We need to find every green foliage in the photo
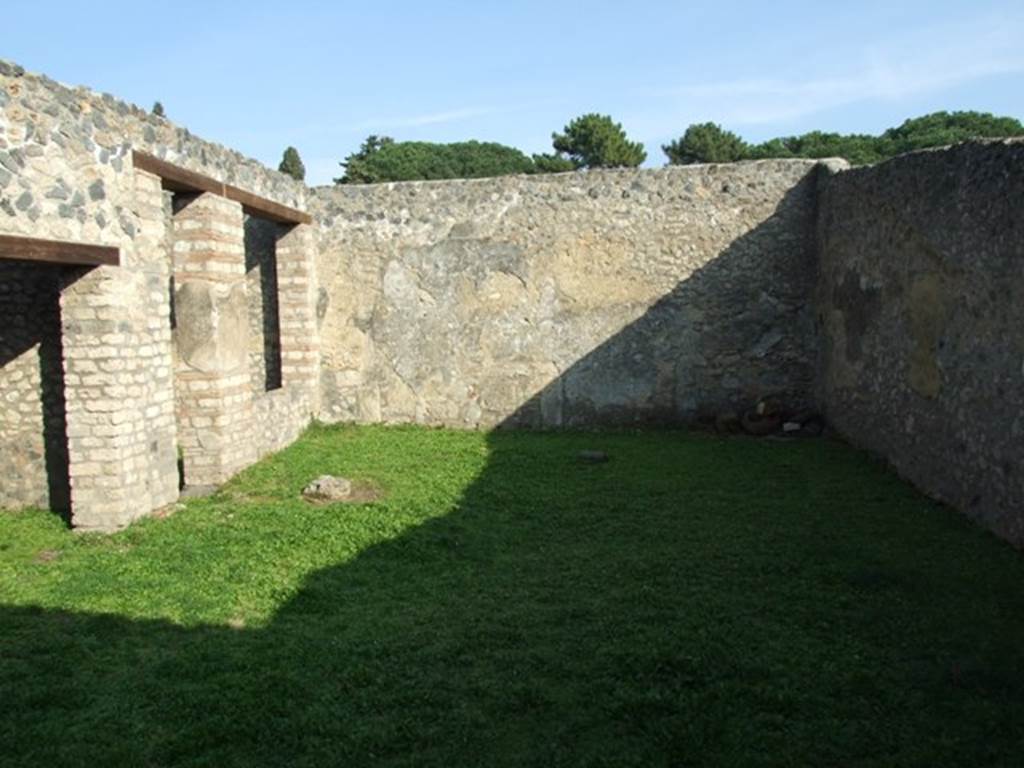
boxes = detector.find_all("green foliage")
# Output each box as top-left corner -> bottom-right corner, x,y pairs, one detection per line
3,424 -> 1024,765
551,113 -> 647,168
151,101 -> 165,118
530,152 -> 576,173
334,109 -> 1019,180
665,110 -> 1024,167
277,146 -> 306,182
336,137 -> 535,183
335,134 -> 395,183
747,131 -> 888,166
662,122 -> 749,164
882,110 -> 1024,154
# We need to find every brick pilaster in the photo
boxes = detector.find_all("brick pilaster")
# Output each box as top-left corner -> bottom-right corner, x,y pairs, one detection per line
60,169 -> 177,531
276,223 -> 320,408
171,192 -> 255,486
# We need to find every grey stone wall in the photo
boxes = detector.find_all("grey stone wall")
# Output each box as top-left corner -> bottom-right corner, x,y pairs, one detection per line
817,140 -> 1024,545
312,161 -> 822,428
0,59 -> 305,251
3,56 -> 1022,548
1,59 -> 314,529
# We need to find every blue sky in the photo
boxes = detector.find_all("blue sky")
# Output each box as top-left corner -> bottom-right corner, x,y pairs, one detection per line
6,1 -> 1023,184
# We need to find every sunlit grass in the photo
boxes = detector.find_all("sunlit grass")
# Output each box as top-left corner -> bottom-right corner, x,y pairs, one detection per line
2,423 -> 1022,766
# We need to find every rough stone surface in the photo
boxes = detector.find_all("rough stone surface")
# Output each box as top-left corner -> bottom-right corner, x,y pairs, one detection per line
171,192 -> 256,487
0,59 -> 314,530
0,59 -> 304,249
816,140 -> 1024,546
174,279 -> 249,374
311,161 -> 822,428
1,55 -> 1022,549
169,193 -> 317,488
302,475 -> 352,502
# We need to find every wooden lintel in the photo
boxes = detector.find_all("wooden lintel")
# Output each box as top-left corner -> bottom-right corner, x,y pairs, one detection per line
132,151 -> 311,225
132,151 -> 224,196
0,234 -> 120,267
224,184 -> 313,225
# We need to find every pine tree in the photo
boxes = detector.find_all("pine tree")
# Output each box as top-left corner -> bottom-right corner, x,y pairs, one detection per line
550,114 -> 646,168
152,101 -> 165,118
663,123 -> 749,165
279,146 -> 306,182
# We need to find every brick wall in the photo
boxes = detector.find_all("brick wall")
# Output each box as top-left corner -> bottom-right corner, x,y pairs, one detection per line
1,60 -> 314,529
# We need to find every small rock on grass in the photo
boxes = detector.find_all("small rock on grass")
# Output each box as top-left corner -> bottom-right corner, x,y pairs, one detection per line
578,450 -> 609,464
302,475 -> 352,502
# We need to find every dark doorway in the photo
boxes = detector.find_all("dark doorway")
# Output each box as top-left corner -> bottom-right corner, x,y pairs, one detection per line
0,260 -> 72,521
244,214 -> 283,392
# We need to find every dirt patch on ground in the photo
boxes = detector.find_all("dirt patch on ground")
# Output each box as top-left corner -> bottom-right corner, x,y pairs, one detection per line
303,480 -> 385,506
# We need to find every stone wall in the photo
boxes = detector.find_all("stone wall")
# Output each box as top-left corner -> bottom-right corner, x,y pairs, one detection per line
0,59 -> 315,529
53,168 -> 180,531
817,140 -> 1024,545
0,60 -> 304,247
2,56 -> 1023,547
312,161 -> 822,428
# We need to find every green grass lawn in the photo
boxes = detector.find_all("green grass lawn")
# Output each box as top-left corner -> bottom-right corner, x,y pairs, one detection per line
2,424 -> 1023,767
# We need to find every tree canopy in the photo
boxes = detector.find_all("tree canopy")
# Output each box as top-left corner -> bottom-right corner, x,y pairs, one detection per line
334,110 -> 1023,184
531,153 -> 577,173
551,114 -> 646,169
152,101 -> 165,118
278,146 -> 306,181
881,111 -> 1024,154
664,111 -> 1024,167
662,123 -> 748,165
746,131 -> 887,166
336,137 -> 538,184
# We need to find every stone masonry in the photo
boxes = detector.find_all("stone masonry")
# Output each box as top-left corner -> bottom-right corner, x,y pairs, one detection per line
172,192 -> 255,487
816,141 -> 1024,545
276,221 -> 320,397
57,166 -> 178,530
0,60 -> 314,530
312,162 -> 821,428
1,58 -> 1022,548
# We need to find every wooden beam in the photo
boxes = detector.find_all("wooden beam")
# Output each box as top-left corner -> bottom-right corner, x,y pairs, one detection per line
0,234 -> 120,267
132,151 -> 311,225
224,184 -> 313,225
132,151 -> 224,196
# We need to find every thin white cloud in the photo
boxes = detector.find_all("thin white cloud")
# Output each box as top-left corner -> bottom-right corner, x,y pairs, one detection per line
300,99 -> 560,183
348,106 -> 501,132
316,97 -> 561,137
632,10 -> 1024,137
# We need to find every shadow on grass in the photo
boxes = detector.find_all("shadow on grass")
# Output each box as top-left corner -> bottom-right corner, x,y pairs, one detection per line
3,171 -> 1023,765
3,428 -> 1024,767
